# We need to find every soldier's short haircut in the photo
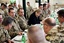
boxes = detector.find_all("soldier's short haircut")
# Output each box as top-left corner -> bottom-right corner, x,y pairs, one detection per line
57,9 -> 64,17
8,8 -> 14,13
27,2 -> 30,3
39,4 -> 43,7
43,3 -> 47,8
2,16 -> 13,26
1,3 -> 4,6
1,3 -> 7,8
17,8 -> 23,12
8,4 -> 12,7
44,17 -> 56,26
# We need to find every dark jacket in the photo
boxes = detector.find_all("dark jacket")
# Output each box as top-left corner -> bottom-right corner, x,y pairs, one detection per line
28,12 -> 41,25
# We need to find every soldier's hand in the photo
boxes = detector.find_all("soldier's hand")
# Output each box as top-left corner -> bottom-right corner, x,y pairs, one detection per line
18,32 -> 22,35
11,41 -> 14,43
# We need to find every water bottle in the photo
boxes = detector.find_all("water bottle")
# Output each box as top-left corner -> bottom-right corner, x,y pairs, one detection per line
21,33 -> 26,43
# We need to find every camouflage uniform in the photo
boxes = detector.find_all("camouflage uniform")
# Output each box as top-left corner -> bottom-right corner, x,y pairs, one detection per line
4,8 -> 9,17
42,9 -> 50,19
46,23 -> 64,43
46,25 -> 59,43
8,16 -> 22,38
26,6 -> 34,19
0,27 -> 11,43
57,23 -> 64,43
0,9 -> 5,18
18,15 -> 28,31
39,9 -> 44,20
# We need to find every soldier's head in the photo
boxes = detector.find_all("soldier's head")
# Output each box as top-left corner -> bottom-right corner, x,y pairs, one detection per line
2,17 -> 13,30
8,8 -> 15,17
17,8 -> 24,16
28,25 -> 46,43
8,4 -> 13,9
43,3 -> 47,10
1,3 -> 7,10
18,4 -> 21,8
0,13 -> 3,23
35,9 -> 41,17
39,4 -> 43,10
57,9 -> 64,23
42,17 -> 56,34
27,2 -> 30,6
47,3 -> 50,9
14,3 -> 16,7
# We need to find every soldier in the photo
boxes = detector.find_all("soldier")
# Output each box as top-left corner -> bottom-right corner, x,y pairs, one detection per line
41,17 -> 59,43
0,17 -> 14,43
8,8 -> 22,38
42,4 -> 50,19
39,4 -> 44,20
17,8 -> 28,31
0,3 -> 7,18
43,9 -> 64,43
26,2 -> 34,19
57,9 -> 64,43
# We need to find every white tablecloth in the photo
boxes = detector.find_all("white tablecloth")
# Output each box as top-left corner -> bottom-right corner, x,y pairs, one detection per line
11,32 -> 28,43
11,35 -> 22,43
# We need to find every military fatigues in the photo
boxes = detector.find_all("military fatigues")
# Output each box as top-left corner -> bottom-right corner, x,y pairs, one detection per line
40,9 -> 50,20
0,27 -> 11,43
46,25 -> 59,43
0,9 -> 5,18
18,15 -> 28,31
8,16 -> 22,38
26,6 -> 34,19
4,8 -> 8,16
46,23 -> 64,43
57,23 -> 64,43
39,9 -> 44,20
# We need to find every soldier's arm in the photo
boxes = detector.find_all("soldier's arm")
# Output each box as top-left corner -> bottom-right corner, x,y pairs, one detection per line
30,6 -> 34,12
18,20 -> 27,29
0,29 -> 3,37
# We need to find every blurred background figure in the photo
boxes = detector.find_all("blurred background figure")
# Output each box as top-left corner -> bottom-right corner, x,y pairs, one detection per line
8,8 -> 22,39
26,2 -> 34,20
28,25 -> 49,43
42,3 -> 50,18
28,9 -> 41,26
0,17 -> 14,43
17,8 -> 28,31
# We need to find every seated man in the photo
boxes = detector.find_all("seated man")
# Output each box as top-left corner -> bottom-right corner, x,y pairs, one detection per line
8,8 -> 22,38
42,17 -> 56,34
28,9 -> 41,25
28,25 -> 50,43
57,9 -> 64,29
57,9 -> 64,43
34,17 -> 56,42
42,17 -> 58,42
17,8 -> 28,31
0,17 -> 14,43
